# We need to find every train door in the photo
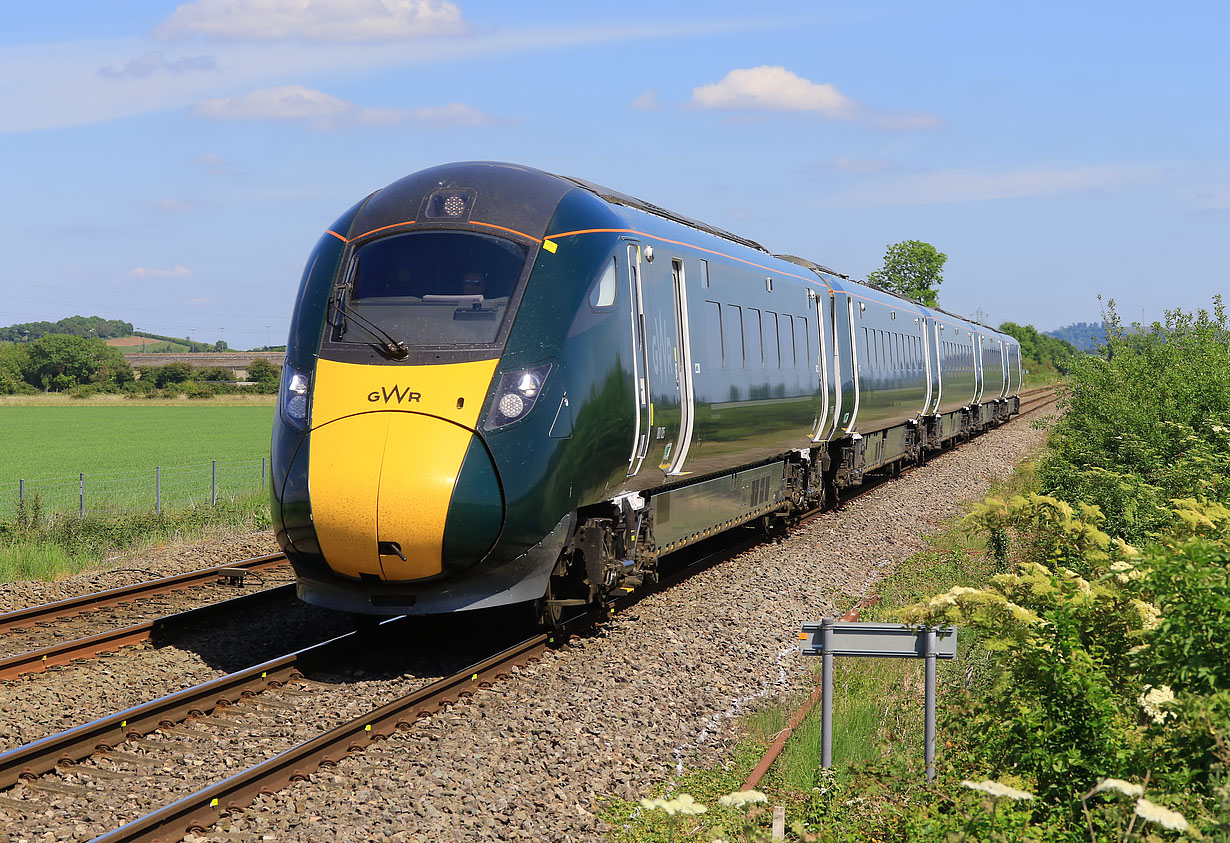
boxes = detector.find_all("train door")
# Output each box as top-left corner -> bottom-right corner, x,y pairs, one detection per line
628,247 -> 687,474
625,243 -> 651,476
831,290 -> 859,435
971,334 -> 984,405
810,287 -> 839,442
664,258 -> 696,475
998,340 -> 1009,398
926,319 -> 942,414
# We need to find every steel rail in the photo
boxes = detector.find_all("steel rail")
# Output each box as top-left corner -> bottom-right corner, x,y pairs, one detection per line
0,554 -> 288,635
0,635 -> 321,788
0,584 -> 294,680
90,634 -> 551,843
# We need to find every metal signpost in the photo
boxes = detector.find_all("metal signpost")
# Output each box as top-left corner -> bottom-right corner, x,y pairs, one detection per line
800,619 -> 958,781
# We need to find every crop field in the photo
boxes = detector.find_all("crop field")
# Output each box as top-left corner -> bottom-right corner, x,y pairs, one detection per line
0,403 -> 276,517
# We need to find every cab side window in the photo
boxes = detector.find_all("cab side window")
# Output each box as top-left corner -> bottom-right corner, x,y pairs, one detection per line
588,258 -> 617,310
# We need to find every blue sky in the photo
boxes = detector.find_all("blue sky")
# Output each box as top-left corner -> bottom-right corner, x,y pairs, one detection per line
2,1 -> 1226,350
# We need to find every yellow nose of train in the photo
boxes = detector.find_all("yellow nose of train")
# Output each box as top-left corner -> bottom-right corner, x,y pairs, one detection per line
306,357 -> 501,582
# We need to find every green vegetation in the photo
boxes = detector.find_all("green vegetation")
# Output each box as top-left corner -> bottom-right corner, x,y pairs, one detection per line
0,332 -> 280,397
1040,297 -> 1230,543
999,321 -> 1076,384
866,240 -> 946,307
0,315 -> 133,342
0,492 -> 270,581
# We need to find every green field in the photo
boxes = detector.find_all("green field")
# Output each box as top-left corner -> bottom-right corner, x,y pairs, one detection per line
0,404 -> 276,516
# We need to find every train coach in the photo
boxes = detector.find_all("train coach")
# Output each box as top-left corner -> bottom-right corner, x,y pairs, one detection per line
271,161 -> 1021,623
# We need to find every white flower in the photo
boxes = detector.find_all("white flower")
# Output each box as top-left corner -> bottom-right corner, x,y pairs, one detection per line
1131,599 -> 1161,630
717,790 -> 768,808
1139,685 -> 1176,724
1134,797 -> 1189,831
930,585 -> 982,607
961,779 -> 1035,801
1092,778 -> 1143,798
640,793 -> 708,816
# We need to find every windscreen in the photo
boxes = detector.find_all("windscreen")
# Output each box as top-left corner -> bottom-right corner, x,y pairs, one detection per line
337,230 -> 528,347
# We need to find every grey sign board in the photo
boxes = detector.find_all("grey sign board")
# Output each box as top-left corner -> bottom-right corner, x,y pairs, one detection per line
800,622 -> 957,659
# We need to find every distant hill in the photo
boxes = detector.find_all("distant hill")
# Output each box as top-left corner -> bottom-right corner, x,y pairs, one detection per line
1046,321 -> 1107,353
0,316 -> 133,342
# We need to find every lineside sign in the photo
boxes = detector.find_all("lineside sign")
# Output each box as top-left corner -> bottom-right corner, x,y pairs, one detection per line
800,619 -> 959,781
800,622 -> 958,659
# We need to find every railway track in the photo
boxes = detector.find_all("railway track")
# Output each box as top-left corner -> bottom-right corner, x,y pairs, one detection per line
0,394 -> 1060,842
0,554 -> 288,635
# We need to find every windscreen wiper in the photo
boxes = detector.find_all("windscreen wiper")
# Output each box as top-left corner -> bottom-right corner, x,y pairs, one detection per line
328,298 -> 410,360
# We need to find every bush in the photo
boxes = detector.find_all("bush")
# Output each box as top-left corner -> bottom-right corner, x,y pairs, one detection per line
183,382 -> 215,399
1038,297 -> 1230,544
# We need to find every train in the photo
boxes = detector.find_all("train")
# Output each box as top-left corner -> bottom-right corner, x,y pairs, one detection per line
270,161 -> 1021,623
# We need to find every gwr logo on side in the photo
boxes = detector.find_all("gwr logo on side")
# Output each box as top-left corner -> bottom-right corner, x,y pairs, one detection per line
368,385 -> 422,404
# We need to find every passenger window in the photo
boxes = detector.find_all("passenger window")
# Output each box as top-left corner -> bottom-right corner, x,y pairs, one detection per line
723,305 -> 745,369
747,308 -> 763,368
588,257 -> 617,310
705,301 -> 723,369
784,316 -> 797,368
798,316 -> 810,369
766,312 -> 780,369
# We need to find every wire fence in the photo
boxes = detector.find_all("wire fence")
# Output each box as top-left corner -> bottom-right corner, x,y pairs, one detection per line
2,459 -> 269,520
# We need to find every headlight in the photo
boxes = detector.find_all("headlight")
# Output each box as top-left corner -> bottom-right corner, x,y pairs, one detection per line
279,362 -> 312,431
484,364 -> 552,430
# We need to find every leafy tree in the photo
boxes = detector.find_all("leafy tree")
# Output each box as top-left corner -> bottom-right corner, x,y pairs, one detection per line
23,334 -> 132,391
866,240 -> 946,307
246,358 -> 280,392
0,316 -> 133,342
999,322 -> 1076,373
152,362 -> 193,387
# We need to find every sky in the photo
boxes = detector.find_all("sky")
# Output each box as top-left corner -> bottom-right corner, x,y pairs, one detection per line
2,0 -> 1227,350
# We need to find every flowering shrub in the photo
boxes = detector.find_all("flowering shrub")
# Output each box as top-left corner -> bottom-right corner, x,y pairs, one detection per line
902,492 -> 1230,835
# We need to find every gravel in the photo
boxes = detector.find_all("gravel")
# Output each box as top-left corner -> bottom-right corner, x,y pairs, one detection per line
0,408 -> 1052,842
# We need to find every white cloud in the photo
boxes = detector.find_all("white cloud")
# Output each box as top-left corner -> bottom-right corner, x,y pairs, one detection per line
130,265 -> 193,279
836,165 -> 1158,206
190,84 -> 499,128
632,90 -> 661,111
691,66 -> 940,129
157,0 -> 468,42
98,51 -> 217,79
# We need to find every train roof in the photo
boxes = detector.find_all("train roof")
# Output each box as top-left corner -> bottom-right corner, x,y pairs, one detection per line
558,174 -> 771,254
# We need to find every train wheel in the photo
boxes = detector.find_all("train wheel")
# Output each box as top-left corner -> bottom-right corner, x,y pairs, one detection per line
533,579 -> 568,628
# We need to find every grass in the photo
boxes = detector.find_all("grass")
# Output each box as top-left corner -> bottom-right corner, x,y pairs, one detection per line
602,455 -> 1043,842
0,402 -> 276,518
0,491 -> 271,582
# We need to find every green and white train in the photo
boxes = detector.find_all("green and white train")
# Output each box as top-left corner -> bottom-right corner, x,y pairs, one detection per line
271,161 -> 1021,622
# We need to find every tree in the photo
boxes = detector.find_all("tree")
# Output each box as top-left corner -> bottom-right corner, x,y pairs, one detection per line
22,334 -> 132,391
866,240 -> 946,307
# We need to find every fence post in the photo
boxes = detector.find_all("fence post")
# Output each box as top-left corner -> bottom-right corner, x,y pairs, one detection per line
261,457 -> 266,490
212,460 -> 217,506
79,473 -> 85,519
18,479 -> 23,503
156,466 -> 161,515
